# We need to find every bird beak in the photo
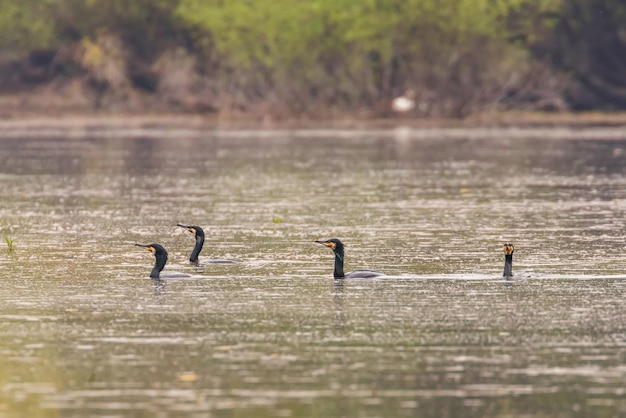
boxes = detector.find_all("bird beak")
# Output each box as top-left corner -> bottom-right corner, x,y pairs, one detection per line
315,240 -> 336,250
177,224 -> 195,235
135,244 -> 155,254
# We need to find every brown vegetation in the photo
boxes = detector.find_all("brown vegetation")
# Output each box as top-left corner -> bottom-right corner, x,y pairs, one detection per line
0,0 -> 624,120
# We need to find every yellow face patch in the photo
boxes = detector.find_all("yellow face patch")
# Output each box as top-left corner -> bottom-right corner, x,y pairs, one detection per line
326,241 -> 336,250
187,227 -> 196,236
503,244 -> 514,255
147,246 -> 156,254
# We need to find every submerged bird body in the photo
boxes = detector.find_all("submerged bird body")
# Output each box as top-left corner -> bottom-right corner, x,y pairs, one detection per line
503,243 -> 514,278
316,238 -> 383,279
177,224 -> 238,265
135,243 -> 190,279
343,269 -> 385,279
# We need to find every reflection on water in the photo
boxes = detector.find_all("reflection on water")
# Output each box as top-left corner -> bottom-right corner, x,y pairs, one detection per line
0,130 -> 625,417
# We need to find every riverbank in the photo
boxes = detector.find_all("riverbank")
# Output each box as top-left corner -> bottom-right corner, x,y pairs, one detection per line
0,110 -> 626,140
2,109 -> 626,128
0,116 -> 626,140
2,81 -> 626,132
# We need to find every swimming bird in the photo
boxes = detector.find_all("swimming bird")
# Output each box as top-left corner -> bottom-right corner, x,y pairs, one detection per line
315,238 -> 383,279
135,243 -> 190,279
391,89 -> 415,113
177,224 -> 239,265
503,243 -> 514,279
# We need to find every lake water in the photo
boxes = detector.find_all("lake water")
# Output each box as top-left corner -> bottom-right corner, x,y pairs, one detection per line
0,126 -> 625,417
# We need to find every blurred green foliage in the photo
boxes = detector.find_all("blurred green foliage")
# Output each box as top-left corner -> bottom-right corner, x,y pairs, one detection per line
1,0 -> 625,115
0,0 -> 59,49
175,0 -> 559,65
535,0 -> 626,109
171,0 -> 564,114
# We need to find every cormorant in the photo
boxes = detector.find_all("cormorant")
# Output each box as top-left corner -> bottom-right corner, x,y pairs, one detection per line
503,243 -> 514,279
177,224 -> 239,265
315,238 -> 384,279
135,243 -> 190,279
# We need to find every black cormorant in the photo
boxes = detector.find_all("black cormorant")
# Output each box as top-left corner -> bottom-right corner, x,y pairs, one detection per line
503,243 -> 514,279
315,238 -> 383,279
177,224 -> 239,265
135,243 -> 191,279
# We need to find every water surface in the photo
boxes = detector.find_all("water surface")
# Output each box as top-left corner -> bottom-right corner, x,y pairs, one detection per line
0,129 -> 625,417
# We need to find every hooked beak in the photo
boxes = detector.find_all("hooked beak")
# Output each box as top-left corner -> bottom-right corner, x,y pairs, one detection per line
135,243 -> 155,254
177,224 -> 196,235
315,240 -> 336,250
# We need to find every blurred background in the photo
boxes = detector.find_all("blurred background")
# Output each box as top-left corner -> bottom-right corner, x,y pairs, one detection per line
0,0 -> 624,119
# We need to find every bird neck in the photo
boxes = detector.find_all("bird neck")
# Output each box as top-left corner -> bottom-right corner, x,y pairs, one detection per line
503,254 -> 513,277
189,235 -> 204,265
151,252 -> 168,279
333,250 -> 345,279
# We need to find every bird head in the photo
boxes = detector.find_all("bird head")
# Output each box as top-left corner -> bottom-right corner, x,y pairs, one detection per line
315,238 -> 345,254
177,224 -> 205,240
135,243 -> 167,256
